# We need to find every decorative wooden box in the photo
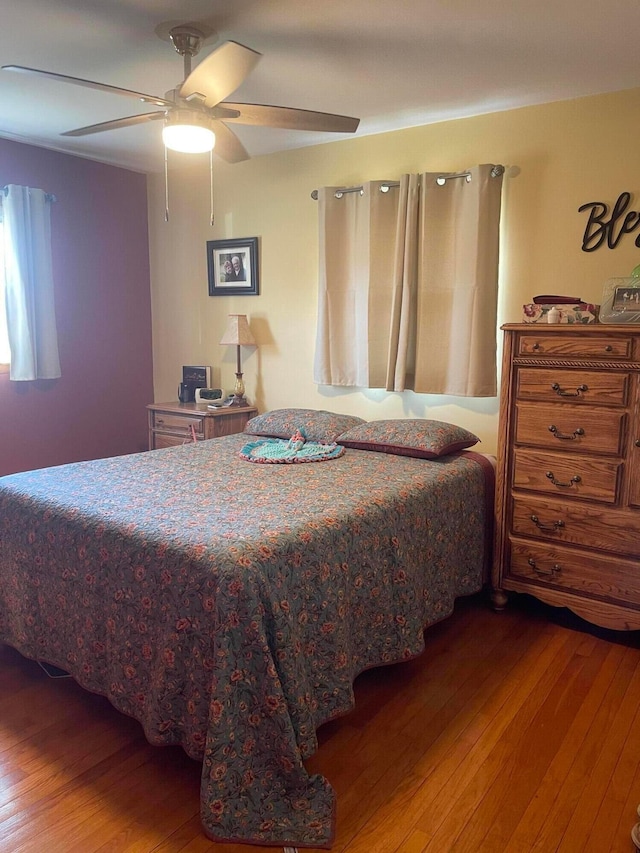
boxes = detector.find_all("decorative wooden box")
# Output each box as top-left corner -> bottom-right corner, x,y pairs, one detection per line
522,303 -> 599,324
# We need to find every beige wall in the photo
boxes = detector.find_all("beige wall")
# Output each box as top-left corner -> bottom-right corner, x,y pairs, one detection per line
148,87 -> 640,456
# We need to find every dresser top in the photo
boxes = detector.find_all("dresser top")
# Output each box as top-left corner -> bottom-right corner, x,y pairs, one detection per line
502,323 -> 640,333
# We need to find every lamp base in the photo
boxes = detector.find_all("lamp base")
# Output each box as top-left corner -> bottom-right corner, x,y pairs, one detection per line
229,372 -> 248,407
229,394 -> 249,407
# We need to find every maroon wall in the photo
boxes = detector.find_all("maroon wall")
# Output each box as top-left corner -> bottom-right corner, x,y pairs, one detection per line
0,138 -> 154,476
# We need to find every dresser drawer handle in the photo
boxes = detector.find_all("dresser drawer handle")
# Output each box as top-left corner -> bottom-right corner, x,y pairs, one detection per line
527,557 -> 562,577
156,418 -> 165,425
530,514 -> 565,532
545,471 -> 581,488
548,425 -> 585,441
532,342 -> 541,351
550,382 -> 588,398
605,345 -> 613,352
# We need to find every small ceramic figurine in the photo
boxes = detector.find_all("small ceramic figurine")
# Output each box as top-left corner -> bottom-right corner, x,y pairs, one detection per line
547,305 -> 560,324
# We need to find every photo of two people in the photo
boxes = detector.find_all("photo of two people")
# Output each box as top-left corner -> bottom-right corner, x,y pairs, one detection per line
220,253 -> 246,282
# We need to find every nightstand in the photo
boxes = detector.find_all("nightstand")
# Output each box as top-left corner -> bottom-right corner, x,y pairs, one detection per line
147,402 -> 258,450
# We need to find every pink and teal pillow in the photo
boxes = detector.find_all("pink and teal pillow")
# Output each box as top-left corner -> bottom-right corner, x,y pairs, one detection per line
244,409 -> 366,443
337,419 -> 480,459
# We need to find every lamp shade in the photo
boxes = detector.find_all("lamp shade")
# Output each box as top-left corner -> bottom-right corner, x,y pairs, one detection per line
219,314 -> 256,346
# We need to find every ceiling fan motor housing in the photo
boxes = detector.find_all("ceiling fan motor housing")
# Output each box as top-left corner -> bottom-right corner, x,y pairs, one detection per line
169,26 -> 204,58
164,108 -> 213,130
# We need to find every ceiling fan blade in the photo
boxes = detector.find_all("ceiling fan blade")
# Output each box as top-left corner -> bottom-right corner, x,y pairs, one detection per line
2,65 -> 172,106
220,102 -> 360,133
179,41 -> 261,108
212,121 -> 250,163
61,111 -> 164,137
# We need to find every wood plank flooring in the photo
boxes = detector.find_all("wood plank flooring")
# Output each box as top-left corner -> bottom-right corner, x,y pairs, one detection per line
0,592 -> 639,853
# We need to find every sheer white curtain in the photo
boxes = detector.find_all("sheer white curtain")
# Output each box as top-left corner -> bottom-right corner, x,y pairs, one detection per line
3,184 -> 61,380
315,164 -> 504,396
0,210 -> 8,364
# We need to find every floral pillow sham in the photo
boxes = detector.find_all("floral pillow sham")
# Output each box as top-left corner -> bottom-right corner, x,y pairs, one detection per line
244,408 -> 366,443
337,418 -> 480,459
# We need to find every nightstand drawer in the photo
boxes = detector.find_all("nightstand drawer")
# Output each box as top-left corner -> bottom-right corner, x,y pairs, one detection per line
518,334 -> 632,359
515,402 -> 625,455
152,432 -> 191,449
151,411 -> 204,436
516,368 -> 629,406
513,448 -> 621,503
508,538 -> 640,606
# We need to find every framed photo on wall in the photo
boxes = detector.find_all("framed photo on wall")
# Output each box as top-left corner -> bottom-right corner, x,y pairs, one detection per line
207,237 -> 259,296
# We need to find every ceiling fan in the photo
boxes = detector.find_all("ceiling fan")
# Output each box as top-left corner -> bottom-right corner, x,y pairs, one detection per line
1,24 -> 360,163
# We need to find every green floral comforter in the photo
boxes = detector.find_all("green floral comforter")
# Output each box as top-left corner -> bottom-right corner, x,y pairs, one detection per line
0,434 -> 492,848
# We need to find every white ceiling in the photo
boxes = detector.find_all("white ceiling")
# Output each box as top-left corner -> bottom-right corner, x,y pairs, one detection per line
2,0 -> 640,174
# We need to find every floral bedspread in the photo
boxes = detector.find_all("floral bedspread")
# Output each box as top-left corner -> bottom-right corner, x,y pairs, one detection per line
0,435 -> 492,848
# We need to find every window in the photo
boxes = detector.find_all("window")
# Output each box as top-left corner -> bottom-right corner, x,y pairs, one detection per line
0,210 -> 8,369
0,185 -> 60,381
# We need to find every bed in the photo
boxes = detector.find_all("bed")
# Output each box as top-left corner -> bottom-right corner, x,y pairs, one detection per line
0,410 -> 494,849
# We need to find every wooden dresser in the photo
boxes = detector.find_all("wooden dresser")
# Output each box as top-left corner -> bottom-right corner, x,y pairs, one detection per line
492,324 -> 640,630
147,402 -> 257,450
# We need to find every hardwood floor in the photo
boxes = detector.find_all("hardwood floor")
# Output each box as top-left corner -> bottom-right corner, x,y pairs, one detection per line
0,591 -> 639,853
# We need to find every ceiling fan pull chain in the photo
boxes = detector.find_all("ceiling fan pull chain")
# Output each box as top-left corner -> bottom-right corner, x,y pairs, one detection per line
210,149 -> 215,226
164,145 -> 170,222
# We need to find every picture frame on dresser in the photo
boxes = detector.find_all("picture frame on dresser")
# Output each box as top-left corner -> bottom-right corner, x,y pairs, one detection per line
599,277 -> 640,323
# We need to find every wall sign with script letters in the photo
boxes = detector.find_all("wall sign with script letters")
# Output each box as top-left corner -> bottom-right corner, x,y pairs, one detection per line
579,192 -> 640,252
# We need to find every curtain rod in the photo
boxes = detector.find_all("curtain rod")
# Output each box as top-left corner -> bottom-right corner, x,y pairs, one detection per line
310,165 -> 504,200
1,185 -> 57,203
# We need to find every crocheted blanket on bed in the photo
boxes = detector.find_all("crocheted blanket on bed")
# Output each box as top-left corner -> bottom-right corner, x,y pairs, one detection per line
240,428 -> 345,463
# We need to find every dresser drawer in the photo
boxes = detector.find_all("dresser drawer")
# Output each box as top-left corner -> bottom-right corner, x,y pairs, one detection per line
507,537 -> 640,606
511,495 -> 640,559
513,448 -> 622,503
151,411 -> 204,436
516,368 -> 628,406
515,402 -> 625,455
517,334 -> 632,359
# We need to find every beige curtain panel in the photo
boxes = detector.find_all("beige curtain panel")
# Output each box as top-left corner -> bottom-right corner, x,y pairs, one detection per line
314,164 -> 504,397
313,181 -> 398,388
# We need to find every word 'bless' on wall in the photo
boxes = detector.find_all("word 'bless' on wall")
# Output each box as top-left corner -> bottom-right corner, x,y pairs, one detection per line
579,192 -> 640,252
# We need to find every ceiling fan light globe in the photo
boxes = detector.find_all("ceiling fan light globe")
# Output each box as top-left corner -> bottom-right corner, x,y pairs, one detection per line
163,124 -> 215,153
162,110 -> 216,153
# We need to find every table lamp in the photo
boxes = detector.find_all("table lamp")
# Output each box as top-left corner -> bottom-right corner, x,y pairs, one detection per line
219,314 -> 256,406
